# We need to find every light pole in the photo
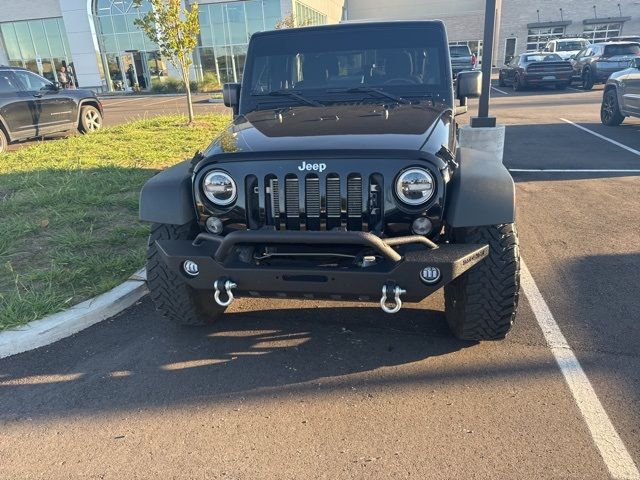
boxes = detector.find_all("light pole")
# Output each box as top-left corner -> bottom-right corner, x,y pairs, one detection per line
471,0 -> 502,128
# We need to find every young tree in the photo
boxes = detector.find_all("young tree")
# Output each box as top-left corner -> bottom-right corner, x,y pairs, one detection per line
275,12 -> 312,29
134,0 -> 200,124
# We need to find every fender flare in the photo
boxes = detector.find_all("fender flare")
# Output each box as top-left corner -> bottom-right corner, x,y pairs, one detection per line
139,160 -> 196,225
444,147 -> 515,228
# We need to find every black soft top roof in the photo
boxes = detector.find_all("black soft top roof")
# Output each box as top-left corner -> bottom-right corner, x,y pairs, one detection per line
250,20 -> 446,39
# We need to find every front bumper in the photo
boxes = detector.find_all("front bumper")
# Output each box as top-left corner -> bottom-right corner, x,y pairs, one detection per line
155,230 -> 488,304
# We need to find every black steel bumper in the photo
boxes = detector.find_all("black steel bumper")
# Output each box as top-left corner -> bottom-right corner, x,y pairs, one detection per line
155,230 -> 489,303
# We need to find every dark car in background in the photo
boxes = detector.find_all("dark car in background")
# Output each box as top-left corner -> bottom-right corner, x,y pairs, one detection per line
498,52 -> 573,90
571,42 -> 640,90
600,57 -> 640,125
449,44 -> 476,77
0,66 -> 103,153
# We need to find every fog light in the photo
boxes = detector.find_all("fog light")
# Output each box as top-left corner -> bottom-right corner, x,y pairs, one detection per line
205,216 -> 223,234
420,266 -> 440,284
412,217 -> 432,235
183,260 -> 199,277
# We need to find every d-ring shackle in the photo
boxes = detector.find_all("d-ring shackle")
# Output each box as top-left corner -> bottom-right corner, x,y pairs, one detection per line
380,284 -> 406,314
214,279 -> 237,307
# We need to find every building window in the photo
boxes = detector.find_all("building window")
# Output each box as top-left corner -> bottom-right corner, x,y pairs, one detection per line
583,23 -> 623,42
0,18 -> 74,84
195,0 -> 282,84
93,0 -> 167,92
295,1 -> 328,26
526,26 -> 565,51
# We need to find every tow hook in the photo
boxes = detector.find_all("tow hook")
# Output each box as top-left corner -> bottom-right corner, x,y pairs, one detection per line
214,279 -> 237,307
380,282 -> 406,314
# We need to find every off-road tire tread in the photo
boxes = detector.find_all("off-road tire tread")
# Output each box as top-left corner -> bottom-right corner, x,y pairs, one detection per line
147,223 -> 225,325
445,224 -> 520,340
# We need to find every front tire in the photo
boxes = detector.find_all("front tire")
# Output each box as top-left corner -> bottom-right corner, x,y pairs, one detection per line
498,72 -> 506,87
600,89 -> 625,126
147,222 -> 226,326
78,105 -> 103,133
444,224 -> 520,341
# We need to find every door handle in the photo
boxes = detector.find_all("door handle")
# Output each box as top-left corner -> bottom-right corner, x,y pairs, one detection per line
32,93 -> 43,98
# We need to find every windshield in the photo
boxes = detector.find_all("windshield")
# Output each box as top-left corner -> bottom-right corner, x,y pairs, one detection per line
524,53 -> 563,62
604,44 -> 640,56
240,24 -> 450,114
556,41 -> 588,52
449,46 -> 470,57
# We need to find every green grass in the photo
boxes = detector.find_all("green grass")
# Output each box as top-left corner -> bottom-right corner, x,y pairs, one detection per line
0,113 -> 230,330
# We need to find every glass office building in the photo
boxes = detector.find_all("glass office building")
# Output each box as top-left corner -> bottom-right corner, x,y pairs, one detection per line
0,0 -> 341,92
0,18 -> 75,84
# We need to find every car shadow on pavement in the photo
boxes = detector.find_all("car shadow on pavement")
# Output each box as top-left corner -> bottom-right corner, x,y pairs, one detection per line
0,301 -> 479,420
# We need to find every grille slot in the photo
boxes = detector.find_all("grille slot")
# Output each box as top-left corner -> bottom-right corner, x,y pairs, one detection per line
326,175 -> 341,230
347,175 -> 363,231
305,176 -> 321,231
285,176 -> 300,230
268,177 -> 280,227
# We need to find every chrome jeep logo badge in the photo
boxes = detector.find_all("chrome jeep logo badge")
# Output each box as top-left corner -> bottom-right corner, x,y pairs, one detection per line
298,161 -> 326,173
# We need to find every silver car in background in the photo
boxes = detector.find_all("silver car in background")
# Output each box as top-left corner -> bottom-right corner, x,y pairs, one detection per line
600,57 -> 640,125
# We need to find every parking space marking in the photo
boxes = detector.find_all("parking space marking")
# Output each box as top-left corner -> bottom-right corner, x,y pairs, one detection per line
145,97 -> 181,106
101,98 -> 145,107
510,168 -> 640,173
560,118 -> 640,157
491,86 -> 510,95
521,261 -> 640,480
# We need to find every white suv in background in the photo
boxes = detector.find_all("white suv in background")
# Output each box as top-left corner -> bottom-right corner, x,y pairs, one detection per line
543,38 -> 591,60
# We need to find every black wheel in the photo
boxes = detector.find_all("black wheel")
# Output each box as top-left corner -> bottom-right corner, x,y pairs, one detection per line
78,105 -> 103,133
444,224 -> 520,341
147,222 -> 226,326
513,74 -> 524,91
582,69 -> 594,90
0,128 -> 7,153
600,88 -> 625,126
498,72 -> 506,87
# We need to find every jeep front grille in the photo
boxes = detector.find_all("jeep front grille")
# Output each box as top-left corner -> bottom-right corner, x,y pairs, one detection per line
248,172 -> 383,232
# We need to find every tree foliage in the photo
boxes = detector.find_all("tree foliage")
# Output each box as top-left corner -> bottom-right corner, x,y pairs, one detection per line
134,0 -> 200,123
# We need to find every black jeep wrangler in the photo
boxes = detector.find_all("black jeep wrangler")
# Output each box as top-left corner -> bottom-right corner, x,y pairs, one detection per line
140,21 -> 520,340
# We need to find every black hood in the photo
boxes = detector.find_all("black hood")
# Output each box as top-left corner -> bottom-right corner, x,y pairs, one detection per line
204,102 -> 450,155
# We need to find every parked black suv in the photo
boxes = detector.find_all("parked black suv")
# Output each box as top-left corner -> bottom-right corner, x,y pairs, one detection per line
0,66 -> 103,152
139,21 -> 520,341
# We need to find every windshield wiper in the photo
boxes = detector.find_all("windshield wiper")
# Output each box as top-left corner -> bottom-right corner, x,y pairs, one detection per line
251,89 -> 324,107
326,86 -> 410,104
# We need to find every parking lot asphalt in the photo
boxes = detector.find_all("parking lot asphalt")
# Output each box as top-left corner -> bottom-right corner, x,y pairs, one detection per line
1,84 -> 639,479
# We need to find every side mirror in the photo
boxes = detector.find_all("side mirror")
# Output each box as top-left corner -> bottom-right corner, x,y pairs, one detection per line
223,83 -> 241,116
456,70 -> 482,106
47,82 -> 60,91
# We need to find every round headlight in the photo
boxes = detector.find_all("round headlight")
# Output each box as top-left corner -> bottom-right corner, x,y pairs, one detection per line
203,171 -> 236,206
395,168 -> 435,206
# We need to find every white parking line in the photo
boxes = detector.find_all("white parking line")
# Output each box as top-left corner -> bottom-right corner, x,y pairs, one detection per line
510,168 -> 640,173
491,86 -> 510,95
145,97 -> 181,106
560,118 -> 640,157
102,98 -> 145,107
521,261 -> 640,480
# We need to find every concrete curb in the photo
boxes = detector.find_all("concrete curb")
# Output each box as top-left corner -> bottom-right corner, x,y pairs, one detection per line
0,269 -> 148,360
